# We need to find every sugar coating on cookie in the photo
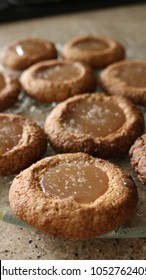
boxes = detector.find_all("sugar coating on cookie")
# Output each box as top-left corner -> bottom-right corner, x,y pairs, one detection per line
44,93 -> 144,158
0,38 -> 57,70
20,60 -> 97,103
0,113 -> 47,176
130,134 -> 146,185
99,60 -> 146,105
9,152 -> 138,240
0,71 -> 20,111
62,35 -> 125,69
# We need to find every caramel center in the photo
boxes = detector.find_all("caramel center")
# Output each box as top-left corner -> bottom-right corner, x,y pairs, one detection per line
36,64 -> 81,81
0,119 -> 23,155
15,41 -> 48,57
115,64 -> 146,88
74,39 -> 108,51
63,99 -> 125,137
41,164 -> 109,203
0,74 -> 5,91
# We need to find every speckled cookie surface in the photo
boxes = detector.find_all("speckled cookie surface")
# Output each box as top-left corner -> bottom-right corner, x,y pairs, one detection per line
0,38 -> 57,71
9,152 -> 138,240
0,113 -> 47,176
99,60 -> 146,105
20,59 -> 97,103
61,35 -> 125,69
129,134 -> 146,185
44,93 -> 144,158
0,71 -> 20,111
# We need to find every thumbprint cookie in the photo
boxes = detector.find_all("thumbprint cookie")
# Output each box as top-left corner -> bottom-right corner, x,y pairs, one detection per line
0,71 -> 20,111
9,152 -> 138,240
62,35 -> 125,69
130,134 -> 146,185
20,60 -> 97,103
44,93 -> 144,158
0,38 -> 57,71
0,113 -> 47,176
99,60 -> 146,105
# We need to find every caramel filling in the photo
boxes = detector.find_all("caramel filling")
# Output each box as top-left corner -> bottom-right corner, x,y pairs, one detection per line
15,41 -> 48,57
36,64 -> 81,81
63,99 -> 125,137
0,119 -> 23,155
0,74 -> 5,91
115,64 -> 146,88
41,164 -> 109,203
74,39 -> 108,51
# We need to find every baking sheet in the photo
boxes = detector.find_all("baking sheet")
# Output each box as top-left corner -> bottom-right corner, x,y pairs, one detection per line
0,91 -> 146,238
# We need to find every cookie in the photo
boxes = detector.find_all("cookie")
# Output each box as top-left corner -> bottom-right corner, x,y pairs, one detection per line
0,38 -> 57,71
44,93 -> 144,158
0,113 -> 47,176
99,60 -> 146,105
129,134 -> 146,184
61,35 -> 125,69
20,60 -> 97,103
0,71 -> 20,111
9,152 -> 138,240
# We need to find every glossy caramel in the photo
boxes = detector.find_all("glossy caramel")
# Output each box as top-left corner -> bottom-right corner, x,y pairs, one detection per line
74,39 -> 108,51
36,64 -> 81,81
63,99 -> 125,137
41,163 -> 109,203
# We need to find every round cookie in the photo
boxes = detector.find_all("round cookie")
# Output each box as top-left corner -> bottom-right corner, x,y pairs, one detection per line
0,71 -> 20,111
9,152 -> 138,240
0,38 -> 57,71
99,60 -> 146,105
129,134 -> 146,184
20,60 -> 97,103
61,35 -> 125,69
0,113 -> 47,176
44,93 -> 144,158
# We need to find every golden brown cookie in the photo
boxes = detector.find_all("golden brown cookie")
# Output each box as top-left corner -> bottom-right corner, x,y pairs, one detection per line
9,152 -> 138,240
44,93 -> 144,158
0,113 -> 47,176
0,71 -> 20,111
20,60 -> 97,103
129,134 -> 146,185
62,35 -> 125,69
0,38 -> 57,71
99,60 -> 146,105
